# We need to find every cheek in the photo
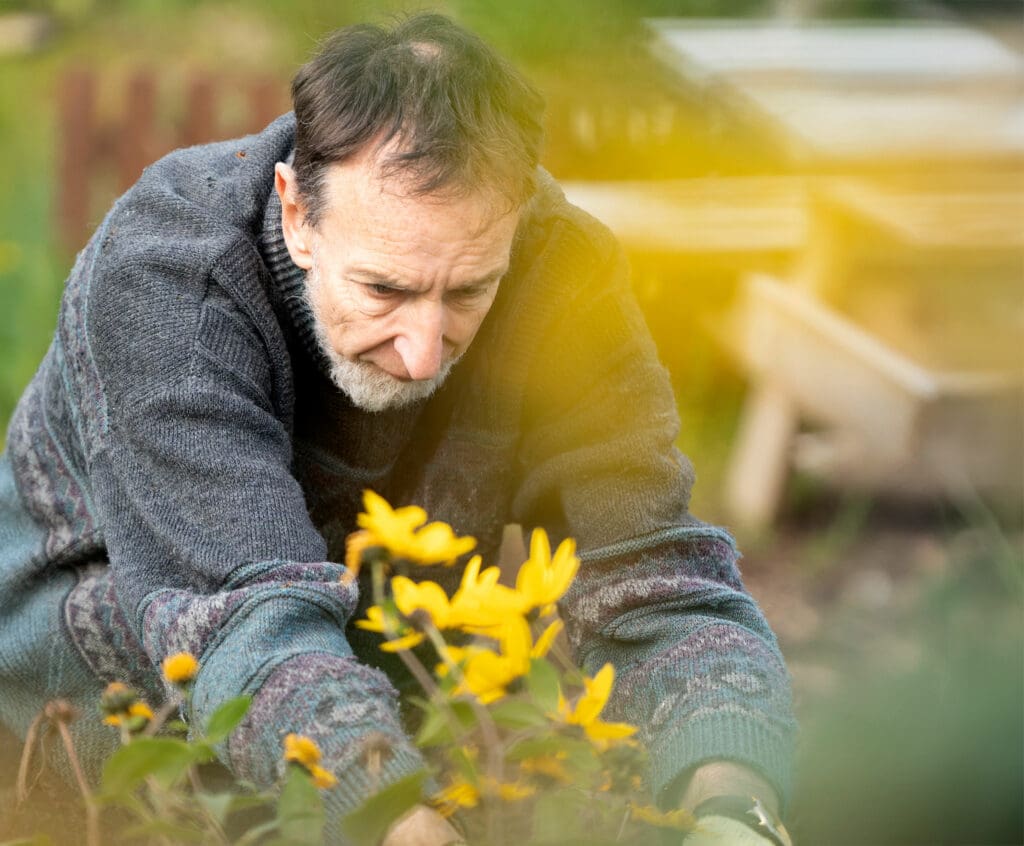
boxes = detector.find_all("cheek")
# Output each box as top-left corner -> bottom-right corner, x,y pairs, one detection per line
446,306 -> 491,348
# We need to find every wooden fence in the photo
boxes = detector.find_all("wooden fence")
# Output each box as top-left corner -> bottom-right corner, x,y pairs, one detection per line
56,67 -> 289,253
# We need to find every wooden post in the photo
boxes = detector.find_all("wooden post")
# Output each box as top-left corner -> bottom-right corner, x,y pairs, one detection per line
56,68 -> 96,254
118,70 -> 156,191
181,74 -> 217,148
246,77 -> 281,135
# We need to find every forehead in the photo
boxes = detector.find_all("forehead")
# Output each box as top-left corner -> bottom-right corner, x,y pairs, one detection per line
315,153 -> 517,254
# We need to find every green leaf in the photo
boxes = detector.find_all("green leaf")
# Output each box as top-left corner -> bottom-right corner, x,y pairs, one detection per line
122,819 -> 207,843
531,789 -> 593,844
527,657 -> 562,713
340,770 -> 428,846
415,700 -> 477,747
231,818 -> 282,846
490,698 -> 549,730
0,837 -> 54,846
276,765 -> 325,845
101,737 -> 197,794
507,734 -> 602,781
203,695 -> 252,745
195,790 -> 236,826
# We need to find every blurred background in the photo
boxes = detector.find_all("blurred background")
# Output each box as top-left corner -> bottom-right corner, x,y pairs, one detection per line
0,0 -> 1021,843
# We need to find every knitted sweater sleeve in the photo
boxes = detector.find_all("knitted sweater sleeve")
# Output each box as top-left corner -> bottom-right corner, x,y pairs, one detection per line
511,225 -> 796,806
77,241 -> 425,819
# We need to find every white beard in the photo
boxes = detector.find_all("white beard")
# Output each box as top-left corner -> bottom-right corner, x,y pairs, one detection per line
304,263 -> 456,413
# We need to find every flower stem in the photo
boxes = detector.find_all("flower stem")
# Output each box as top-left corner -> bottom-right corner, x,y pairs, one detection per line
54,717 -> 101,846
371,558 -> 386,606
423,626 -> 504,846
15,711 -> 45,804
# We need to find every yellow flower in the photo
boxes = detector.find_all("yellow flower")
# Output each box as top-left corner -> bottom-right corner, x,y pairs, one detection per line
629,804 -> 696,831
103,701 -> 154,728
393,576 -> 454,627
432,775 -> 533,817
162,651 -> 199,685
519,751 -> 572,784
560,663 -> 638,749
355,605 -> 425,652
357,490 -> 475,566
356,576 -> 457,652
100,681 -> 137,715
283,734 -> 337,790
433,777 -> 480,816
492,779 -> 535,802
283,733 -> 322,768
443,617 -> 532,703
515,529 -> 579,616
309,764 -> 338,790
449,556 -> 529,631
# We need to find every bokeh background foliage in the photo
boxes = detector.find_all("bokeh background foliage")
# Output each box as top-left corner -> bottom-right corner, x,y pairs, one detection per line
0,1 -> 1021,844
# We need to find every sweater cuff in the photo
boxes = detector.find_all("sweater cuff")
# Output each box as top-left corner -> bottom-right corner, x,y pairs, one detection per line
648,710 -> 794,812
226,651 -> 427,820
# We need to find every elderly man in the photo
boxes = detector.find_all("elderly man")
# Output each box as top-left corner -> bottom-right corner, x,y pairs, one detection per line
0,14 -> 794,845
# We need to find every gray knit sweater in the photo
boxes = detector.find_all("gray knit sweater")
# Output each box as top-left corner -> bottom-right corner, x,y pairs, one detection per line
0,113 -> 794,832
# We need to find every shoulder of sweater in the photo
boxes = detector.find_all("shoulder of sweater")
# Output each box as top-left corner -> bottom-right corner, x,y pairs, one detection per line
89,113 -> 295,291
520,169 -> 621,267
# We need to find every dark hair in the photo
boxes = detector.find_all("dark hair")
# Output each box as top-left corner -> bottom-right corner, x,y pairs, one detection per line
291,13 -> 545,226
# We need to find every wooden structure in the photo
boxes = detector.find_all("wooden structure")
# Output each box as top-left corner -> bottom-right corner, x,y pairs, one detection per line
648,19 -> 1024,526
560,176 -> 807,262
56,67 -> 288,253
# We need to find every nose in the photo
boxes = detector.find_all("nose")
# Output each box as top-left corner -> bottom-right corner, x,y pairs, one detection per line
393,302 -> 445,381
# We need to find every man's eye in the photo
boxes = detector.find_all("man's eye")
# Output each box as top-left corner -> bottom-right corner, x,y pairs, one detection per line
368,284 -> 399,297
449,288 -> 487,304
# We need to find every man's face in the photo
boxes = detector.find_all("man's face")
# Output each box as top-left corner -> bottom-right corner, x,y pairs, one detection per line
276,153 -> 520,412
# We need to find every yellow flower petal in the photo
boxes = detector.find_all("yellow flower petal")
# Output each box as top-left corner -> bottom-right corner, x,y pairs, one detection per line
343,529 -> 373,582
283,733 -> 322,768
433,777 -> 480,816
450,556 -> 528,630
572,663 -> 615,727
309,764 -> 338,790
630,804 -> 696,831
354,605 -> 389,633
515,529 -> 579,612
519,752 -> 571,784
379,631 -> 426,652
584,719 -> 637,743
392,576 -> 452,627
531,619 -> 563,658
493,779 -> 535,802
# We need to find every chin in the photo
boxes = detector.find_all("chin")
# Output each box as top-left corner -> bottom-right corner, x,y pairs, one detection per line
326,354 -> 456,413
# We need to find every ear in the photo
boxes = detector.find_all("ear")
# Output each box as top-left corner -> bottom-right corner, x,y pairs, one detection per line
275,162 -> 314,270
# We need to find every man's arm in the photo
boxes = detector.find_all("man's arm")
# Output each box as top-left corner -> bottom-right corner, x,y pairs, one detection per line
511,217 -> 796,809
74,249 -> 427,825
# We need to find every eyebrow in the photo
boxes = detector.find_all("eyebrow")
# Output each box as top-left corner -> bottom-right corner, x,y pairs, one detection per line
350,268 -> 507,291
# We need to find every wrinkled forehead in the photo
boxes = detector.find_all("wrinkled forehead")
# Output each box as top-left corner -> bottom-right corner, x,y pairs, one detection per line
318,154 -> 521,243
